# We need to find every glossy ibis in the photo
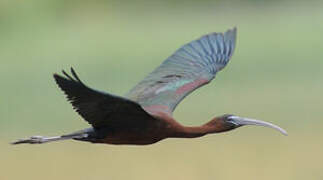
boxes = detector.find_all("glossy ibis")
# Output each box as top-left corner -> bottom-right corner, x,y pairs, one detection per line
12,28 -> 287,145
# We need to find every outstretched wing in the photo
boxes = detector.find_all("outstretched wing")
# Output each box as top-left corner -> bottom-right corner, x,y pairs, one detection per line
126,28 -> 237,116
54,68 -> 154,128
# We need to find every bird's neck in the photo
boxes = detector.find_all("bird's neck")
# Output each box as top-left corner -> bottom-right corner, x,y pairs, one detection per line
151,112 -> 217,139
170,124 -> 216,138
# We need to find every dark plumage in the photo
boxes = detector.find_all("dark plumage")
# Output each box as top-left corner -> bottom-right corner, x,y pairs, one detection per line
12,28 -> 286,146
53,69 -> 154,128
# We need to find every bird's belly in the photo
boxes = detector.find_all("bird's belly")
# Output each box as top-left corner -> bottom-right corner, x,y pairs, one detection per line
96,127 -> 166,145
99,133 -> 164,145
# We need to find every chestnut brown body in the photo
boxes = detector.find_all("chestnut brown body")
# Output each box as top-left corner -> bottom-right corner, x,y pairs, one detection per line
12,28 -> 286,146
92,112 -> 229,145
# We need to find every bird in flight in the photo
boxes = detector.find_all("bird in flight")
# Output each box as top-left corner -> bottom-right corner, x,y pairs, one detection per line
13,28 -> 287,145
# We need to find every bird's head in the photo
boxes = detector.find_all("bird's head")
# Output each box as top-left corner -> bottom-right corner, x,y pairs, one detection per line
206,114 -> 287,135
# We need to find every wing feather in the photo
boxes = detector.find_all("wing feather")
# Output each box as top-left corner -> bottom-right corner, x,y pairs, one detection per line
54,68 -> 154,128
126,28 -> 237,115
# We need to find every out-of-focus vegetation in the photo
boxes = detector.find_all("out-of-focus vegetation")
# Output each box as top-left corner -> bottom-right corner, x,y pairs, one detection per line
1,0 -> 323,180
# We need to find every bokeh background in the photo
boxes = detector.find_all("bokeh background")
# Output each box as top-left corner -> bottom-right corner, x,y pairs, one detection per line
1,0 -> 323,179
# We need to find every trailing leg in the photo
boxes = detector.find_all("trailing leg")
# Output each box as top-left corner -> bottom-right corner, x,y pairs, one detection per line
11,128 -> 95,145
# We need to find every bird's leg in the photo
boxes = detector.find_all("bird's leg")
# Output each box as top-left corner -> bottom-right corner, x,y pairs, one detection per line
11,128 -> 94,145
12,136 -> 65,144
11,134 -> 89,145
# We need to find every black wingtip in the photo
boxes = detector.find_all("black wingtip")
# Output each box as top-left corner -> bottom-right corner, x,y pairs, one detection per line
53,67 -> 83,82
53,68 -> 87,90
62,69 -> 75,81
70,67 -> 83,84
53,73 -> 67,83
53,73 -> 61,78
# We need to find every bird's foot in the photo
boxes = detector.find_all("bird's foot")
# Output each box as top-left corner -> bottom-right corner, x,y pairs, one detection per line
11,136 -> 50,145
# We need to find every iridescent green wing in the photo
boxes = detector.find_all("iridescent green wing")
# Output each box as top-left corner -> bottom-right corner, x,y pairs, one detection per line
126,28 -> 237,116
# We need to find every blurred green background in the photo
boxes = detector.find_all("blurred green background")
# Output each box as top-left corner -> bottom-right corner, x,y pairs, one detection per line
1,0 -> 323,179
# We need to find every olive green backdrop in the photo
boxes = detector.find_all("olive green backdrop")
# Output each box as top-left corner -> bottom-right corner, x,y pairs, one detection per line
1,0 -> 322,179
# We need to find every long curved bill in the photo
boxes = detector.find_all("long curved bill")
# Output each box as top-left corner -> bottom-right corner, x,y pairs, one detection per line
229,116 -> 287,136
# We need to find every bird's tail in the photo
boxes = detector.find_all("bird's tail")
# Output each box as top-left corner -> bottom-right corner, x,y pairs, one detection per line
11,128 -> 94,145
